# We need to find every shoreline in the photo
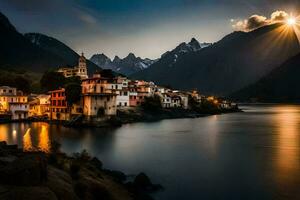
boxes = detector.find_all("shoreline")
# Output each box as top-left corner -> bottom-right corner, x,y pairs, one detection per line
0,108 -> 242,127
0,141 -> 162,200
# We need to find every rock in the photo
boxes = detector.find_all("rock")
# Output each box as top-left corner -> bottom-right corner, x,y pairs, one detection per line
90,157 -> 103,169
134,173 -> 152,188
0,141 -> 7,148
102,169 -> 126,183
0,155 -> 17,164
133,173 -> 163,192
0,154 -> 47,186
5,186 -> 57,200
47,166 -> 79,200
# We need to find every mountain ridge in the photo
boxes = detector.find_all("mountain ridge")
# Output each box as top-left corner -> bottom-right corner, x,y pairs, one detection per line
0,11 -> 100,74
230,52 -> 300,102
132,23 -> 300,95
90,52 -> 156,76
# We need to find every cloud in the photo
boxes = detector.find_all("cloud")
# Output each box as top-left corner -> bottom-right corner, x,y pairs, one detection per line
232,10 -> 290,31
271,10 -> 289,21
246,15 -> 268,30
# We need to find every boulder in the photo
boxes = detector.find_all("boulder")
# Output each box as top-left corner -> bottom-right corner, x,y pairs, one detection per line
0,154 -> 47,186
5,186 -> 57,200
47,166 -> 79,200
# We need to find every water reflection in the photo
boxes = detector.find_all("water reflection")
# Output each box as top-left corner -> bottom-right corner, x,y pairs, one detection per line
0,126 -> 8,142
38,124 -> 51,153
273,106 -> 300,197
23,128 -> 33,151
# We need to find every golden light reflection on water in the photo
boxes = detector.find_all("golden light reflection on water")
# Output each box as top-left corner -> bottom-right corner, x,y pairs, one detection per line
23,128 -> 33,152
272,106 -> 300,196
0,126 -> 8,142
38,124 -> 51,153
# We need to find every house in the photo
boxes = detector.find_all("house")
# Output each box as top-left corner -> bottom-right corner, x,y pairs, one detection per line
160,93 -> 172,108
58,53 -> 88,80
107,76 -> 130,107
189,90 -> 202,103
129,80 -> 155,107
0,86 -> 29,120
49,88 -> 69,120
128,81 -> 139,107
29,94 -> 51,118
81,73 -> 117,119
159,92 -> 186,108
177,93 -> 189,109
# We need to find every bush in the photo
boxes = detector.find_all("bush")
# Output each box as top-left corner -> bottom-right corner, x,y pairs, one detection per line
141,95 -> 162,111
73,149 -> 91,162
90,157 -> 103,170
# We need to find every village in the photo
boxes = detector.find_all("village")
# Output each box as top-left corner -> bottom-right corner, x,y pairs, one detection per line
0,53 -> 237,124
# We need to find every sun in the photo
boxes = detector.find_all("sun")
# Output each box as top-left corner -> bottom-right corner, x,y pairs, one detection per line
287,17 -> 296,26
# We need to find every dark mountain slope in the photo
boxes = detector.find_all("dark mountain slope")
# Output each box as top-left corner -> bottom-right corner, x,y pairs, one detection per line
0,12 -> 99,74
230,53 -> 300,102
24,33 -> 100,75
132,23 -> 300,95
0,12 -> 67,72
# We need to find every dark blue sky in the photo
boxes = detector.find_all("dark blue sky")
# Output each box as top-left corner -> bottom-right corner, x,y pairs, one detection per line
0,0 -> 299,58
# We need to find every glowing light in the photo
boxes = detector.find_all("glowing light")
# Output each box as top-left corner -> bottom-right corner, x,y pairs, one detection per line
38,124 -> 50,153
287,17 -> 296,26
23,128 -> 33,152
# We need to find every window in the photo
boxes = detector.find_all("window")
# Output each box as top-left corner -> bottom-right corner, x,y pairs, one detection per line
124,102 -> 127,106
124,92 -> 128,96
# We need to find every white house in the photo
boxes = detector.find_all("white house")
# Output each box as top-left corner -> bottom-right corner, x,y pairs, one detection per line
0,86 -> 29,120
107,76 -> 130,108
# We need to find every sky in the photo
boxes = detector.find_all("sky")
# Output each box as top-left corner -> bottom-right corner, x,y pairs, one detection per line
0,0 -> 299,59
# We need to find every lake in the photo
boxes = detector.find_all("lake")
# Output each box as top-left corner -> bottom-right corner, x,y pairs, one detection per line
0,105 -> 299,200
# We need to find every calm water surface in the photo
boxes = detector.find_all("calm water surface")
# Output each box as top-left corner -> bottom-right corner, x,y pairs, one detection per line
1,105 -> 300,200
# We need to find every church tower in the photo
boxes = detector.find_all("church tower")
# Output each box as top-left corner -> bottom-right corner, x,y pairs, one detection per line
77,52 -> 88,79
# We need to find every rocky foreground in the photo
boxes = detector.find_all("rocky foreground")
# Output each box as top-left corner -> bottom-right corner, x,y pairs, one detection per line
0,141 -> 161,200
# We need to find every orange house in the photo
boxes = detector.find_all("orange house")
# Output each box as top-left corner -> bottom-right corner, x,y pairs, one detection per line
49,88 -> 69,120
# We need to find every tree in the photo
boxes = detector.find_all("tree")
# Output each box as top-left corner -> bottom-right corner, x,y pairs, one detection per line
65,83 -> 82,106
40,71 -> 66,91
141,95 -> 162,111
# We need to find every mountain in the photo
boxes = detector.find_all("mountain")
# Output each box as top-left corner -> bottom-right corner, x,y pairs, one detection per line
0,12 -> 99,74
230,53 -> 300,102
132,23 -> 300,95
0,12 -> 68,73
24,33 -> 100,75
90,53 -> 156,76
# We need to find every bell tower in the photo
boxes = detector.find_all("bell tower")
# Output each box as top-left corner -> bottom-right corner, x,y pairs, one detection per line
78,52 -> 88,79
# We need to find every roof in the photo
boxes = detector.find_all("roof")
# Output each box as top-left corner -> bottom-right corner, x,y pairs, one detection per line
48,88 -> 65,93
82,93 -> 117,96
